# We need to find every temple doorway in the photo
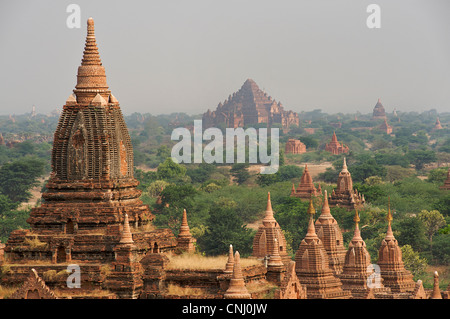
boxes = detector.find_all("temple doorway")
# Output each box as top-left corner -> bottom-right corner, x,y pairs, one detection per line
56,246 -> 66,263
66,219 -> 74,234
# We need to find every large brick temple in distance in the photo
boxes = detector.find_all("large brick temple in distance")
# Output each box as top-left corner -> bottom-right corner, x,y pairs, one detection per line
202,79 -> 299,131
0,18 -> 448,300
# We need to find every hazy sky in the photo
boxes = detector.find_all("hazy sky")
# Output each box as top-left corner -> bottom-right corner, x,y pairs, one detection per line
1,1 -> 450,116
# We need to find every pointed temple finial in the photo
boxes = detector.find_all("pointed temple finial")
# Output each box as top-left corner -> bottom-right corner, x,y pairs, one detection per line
320,190 -> 331,216
307,196 -> 315,216
224,244 -> 234,274
119,214 -> 134,244
387,197 -> 393,226
263,192 -> 276,225
384,197 -> 395,240
342,157 -> 348,172
74,17 -> 110,103
305,198 -> 317,239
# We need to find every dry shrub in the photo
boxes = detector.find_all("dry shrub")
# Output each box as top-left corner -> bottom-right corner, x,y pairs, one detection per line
23,236 -> 48,249
166,284 -> 206,296
0,285 -> 17,299
166,253 -> 261,270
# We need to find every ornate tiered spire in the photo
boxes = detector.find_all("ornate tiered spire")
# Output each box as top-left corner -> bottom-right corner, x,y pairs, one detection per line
119,214 -> 134,244
74,17 -> 110,103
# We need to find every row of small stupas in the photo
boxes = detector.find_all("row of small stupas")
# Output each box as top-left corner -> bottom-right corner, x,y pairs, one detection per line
291,158 -> 365,211
251,191 -> 447,299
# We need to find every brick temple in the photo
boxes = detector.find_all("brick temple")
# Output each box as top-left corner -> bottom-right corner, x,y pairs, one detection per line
202,79 -> 299,130
290,164 -> 321,200
372,98 -> 387,119
328,158 -> 365,210
285,139 -> 306,154
324,132 -> 349,155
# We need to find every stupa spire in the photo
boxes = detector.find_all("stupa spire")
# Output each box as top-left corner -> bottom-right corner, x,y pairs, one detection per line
320,190 -> 331,216
74,17 -> 110,103
352,207 -> 362,241
262,192 -> 276,225
81,18 -> 102,66
224,244 -> 234,274
342,157 -> 348,173
385,197 -> 395,240
178,209 -> 192,238
305,198 -> 317,240
119,214 -> 134,244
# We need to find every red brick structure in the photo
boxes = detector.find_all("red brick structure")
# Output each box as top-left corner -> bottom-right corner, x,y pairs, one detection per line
202,79 -> 299,131
252,193 -> 291,264
285,139 -> 306,154
9,268 -> 57,299
176,209 -> 196,254
324,132 -> 349,155
290,164 -> 320,200
2,18 -> 177,298
379,118 -> 393,134
294,199 -> 351,299
372,98 -> 386,119
329,158 -> 365,210
377,201 -> 416,295
274,261 -> 307,299
314,191 -> 346,275
105,214 -> 143,298
223,251 -> 251,299
434,117 -> 443,130
440,168 -> 450,190
339,209 -> 390,298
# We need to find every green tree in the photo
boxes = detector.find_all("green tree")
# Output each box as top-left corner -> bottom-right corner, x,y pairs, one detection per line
400,245 -> 428,279
418,210 -> 446,243
0,158 -> 45,203
230,163 -> 250,185
197,204 -> 254,256
157,157 -> 187,180
407,149 -> 437,170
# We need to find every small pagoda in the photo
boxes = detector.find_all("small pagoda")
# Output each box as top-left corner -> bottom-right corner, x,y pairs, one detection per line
290,164 -> 321,200
328,158 -> 365,211
324,132 -> 349,155
294,199 -> 351,299
252,193 -> 291,264
372,98 -> 386,119
314,191 -> 347,275
339,208 -> 390,298
377,199 -> 416,295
